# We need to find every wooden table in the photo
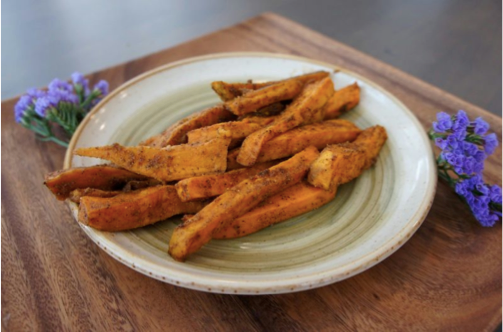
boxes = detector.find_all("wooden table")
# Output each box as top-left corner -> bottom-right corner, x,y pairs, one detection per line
2,13 -> 501,331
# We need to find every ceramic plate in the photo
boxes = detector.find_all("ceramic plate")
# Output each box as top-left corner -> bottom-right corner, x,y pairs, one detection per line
65,53 -> 436,294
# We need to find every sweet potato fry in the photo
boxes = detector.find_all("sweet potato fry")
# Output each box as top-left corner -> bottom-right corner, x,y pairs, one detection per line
211,71 -> 330,101
323,83 -> 360,119
213,182 -> 336,239
168,146 -> 320,261
75,136 -> 232,182
186,116 -> 277,146
227,119 -> 361,170
69,188 -> 122,203
175,161 -> 277,202
140,104 -> 235,147
237,77 -> 334,166
44,165 -> 149,200
307,145 -> 366,191
308,126 -> 388,190
225,79 -> 303,116
351,125 -> 388,169
78,185 -> 206,231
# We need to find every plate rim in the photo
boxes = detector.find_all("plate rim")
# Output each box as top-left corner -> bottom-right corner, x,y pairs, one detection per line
64,52 -> 437,294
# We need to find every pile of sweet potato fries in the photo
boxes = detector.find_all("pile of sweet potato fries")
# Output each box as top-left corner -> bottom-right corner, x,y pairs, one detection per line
44,71 -> 387,261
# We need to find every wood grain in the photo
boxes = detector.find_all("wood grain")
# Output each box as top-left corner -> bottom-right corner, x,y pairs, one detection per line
2,13 -> 501,331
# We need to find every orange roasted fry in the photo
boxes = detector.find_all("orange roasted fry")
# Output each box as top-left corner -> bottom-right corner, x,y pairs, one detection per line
140,104 -> 235,147
75,136 -> 232,182
168,146 -> 320,261
44,165 -> 149,200
78,185 -> 206,231
68,188 -> 122,203
237,77 -> 334,166
213,182 -> 336,239
186,116 -> 277,146
175,161 -> 277,202
227,119 -> 360,170
323,83 -> 360,119
225,80 -> 303,116
351,125 -> 388,169
308,126 -> 388,191
307,145 -> 366,191
211,71 -> 330,101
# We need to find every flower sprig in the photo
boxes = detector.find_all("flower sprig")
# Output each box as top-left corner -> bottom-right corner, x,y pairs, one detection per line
429,110 -> 501,227
14,73 -> 109,147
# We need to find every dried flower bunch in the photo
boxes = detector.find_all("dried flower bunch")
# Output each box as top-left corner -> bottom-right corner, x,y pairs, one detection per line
430,110 -> 501,226
14,73 -> 108,147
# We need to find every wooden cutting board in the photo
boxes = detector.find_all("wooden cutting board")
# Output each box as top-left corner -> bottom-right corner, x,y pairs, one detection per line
2,13 -> 501,331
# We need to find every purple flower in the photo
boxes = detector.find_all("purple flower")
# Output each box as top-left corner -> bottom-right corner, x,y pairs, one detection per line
461,142 -> 478,156
453,110 -> 469,131
432,112 -> 452,132
27,88 -> 45,99
93,80 -> 109,96
14,88 -> 47,122
14,95 -> 33,123
434,137 -> 448,150
34,96 -> 53,117
34,89 -> 80,117
52,89 -> 79,104
446,135 -> 460,150
443,152 -> 464,168
473,117 -> 489,135
475,182 -> 489,195
455,180 -> 469,196
48,78 -> 73,93
472,161 -> 484,174
460,157 -> 478,175
71,72 -> 89,90
455,174 -> 501,227
473,150 -> 486,162
484,133 -> 498,154
490,185 -> 502,204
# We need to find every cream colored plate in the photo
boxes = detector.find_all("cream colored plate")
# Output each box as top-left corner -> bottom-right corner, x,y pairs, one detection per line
65,53 -> 436,294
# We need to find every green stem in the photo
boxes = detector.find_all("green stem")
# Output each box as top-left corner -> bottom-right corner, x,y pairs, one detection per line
80,90 -> 99,109
438,169 -> 457,188
36,134 -> 69,147
46,136 -> 69,147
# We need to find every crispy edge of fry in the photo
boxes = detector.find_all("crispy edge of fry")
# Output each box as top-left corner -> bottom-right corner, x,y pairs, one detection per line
68,188 -> 122,203
44,165 -> 148,200
236,77 -> 334,166
213,182 -> 336,239
323,83 -> 360,119
225,79 -> 303,116
75,135 -> 232,182
140,104 -> 235,147
175,161 -> 277,202
227,119 -> 360,170
78,185 -> 206,231
168,145 -> 320,261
